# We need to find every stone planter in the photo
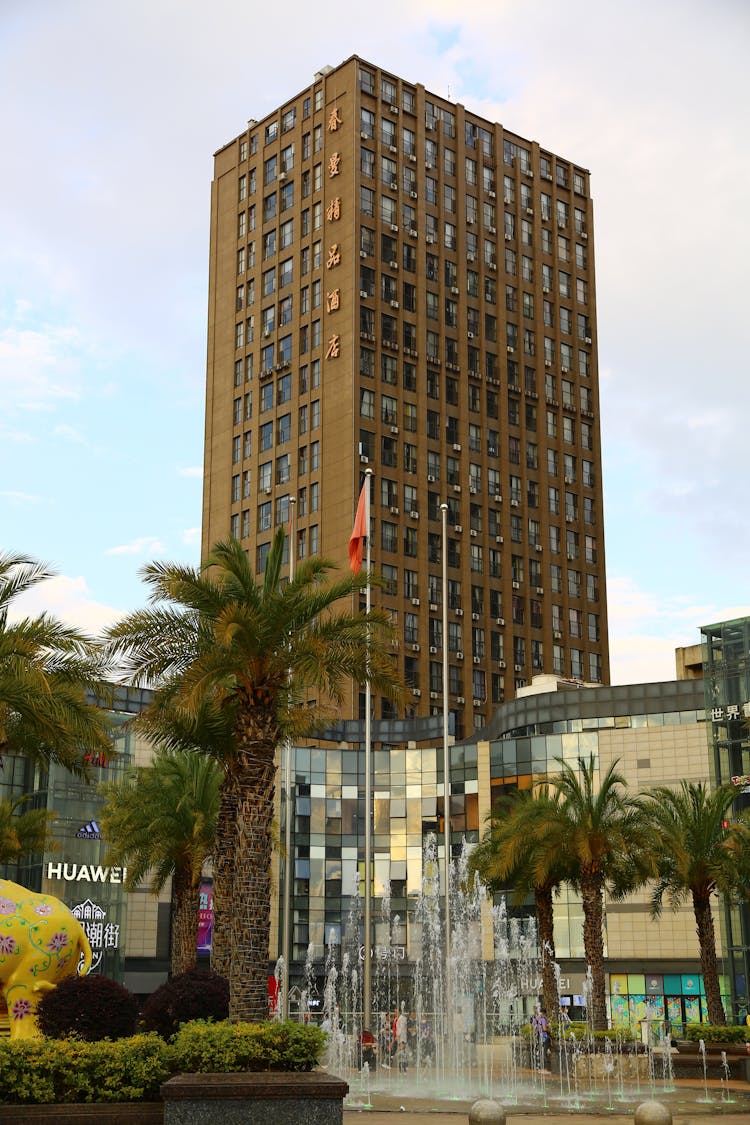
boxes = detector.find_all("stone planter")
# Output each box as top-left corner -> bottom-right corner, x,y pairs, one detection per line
161,1072 -> 349,1125
555,1047 -> 650,1081
0,1105 -> 162,1125
672,1041 -> 750,1082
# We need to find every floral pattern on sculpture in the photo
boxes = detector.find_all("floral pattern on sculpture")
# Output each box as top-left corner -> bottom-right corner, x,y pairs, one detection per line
46,932 -> 69,954
0,935 -> 16,955
0,898 -> 17,915
11,997 -> 32,1021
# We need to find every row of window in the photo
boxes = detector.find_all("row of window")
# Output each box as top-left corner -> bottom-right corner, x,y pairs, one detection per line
237,83 -> 325,160
358,64 -> 587,197
358,135 -> 587,220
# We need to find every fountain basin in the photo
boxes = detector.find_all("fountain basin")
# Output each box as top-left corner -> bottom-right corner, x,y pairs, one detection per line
670,1042 -> 750,1082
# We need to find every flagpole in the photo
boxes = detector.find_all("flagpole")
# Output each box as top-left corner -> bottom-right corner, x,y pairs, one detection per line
440,501 -> 452,1039
281,496 -> 296,1021
362,467 -> 373,1032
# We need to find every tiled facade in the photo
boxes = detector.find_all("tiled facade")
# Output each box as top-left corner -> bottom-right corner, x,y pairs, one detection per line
202,55 -> 609,741
276,674 -> 732,1025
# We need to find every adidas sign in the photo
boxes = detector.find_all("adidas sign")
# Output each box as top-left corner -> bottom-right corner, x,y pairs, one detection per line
76,821 -> 102,840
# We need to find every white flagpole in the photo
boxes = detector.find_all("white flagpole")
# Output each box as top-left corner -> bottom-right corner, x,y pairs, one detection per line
362,467 -> 373,1031
440,501 -> 452,1037
281,496 -> 296,1021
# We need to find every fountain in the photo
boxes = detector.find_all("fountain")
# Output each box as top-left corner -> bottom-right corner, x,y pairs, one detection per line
274,835 -> 738,1113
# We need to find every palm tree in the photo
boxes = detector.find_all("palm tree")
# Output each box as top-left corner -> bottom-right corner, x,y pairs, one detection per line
0,552 -> 112,774
0,794 -> 57,867
99,748 -> 222,975
640,780 -> 750,1026
105,529 -> 400,1021
547,755 -> 649,1030
470,785 -> 574,1017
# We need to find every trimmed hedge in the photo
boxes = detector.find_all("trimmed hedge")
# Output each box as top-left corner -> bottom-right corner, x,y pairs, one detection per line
171,1019 -> 325,1072
684,1022 -> 750,1044
0,1033 -> 171,1104
0,1020 -> 325,1105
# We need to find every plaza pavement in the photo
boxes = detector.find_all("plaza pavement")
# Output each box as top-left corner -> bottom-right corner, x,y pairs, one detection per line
342,1075 -> 750,1121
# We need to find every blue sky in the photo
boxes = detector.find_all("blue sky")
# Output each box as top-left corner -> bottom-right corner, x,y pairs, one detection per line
2,0 -> 748,685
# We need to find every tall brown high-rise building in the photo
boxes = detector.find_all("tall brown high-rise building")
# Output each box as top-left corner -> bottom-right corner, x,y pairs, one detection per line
203,56 -> 609,738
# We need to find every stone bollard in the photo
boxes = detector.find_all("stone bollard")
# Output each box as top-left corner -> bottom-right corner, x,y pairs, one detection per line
634,1100 -> 672,1125
468,1098 -> 505,1124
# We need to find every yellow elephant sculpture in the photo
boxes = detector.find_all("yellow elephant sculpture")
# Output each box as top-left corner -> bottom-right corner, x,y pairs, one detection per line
0,878 -> 92,1040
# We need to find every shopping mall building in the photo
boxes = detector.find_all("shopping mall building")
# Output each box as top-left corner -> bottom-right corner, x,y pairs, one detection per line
2,618 -> 748,1026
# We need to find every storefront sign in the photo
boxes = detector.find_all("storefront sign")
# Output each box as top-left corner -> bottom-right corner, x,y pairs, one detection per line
197,882 -> 213,953
358,944 -> 406,961
71,898 -> 120,972
47,862 -> 127,884
711,705 -> 741,722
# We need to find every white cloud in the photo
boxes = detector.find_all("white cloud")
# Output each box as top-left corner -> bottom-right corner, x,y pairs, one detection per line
0,489 -> 43,505
104,536 -> 166,557
607,574 -> 750,686
7,574 -> 123,637
178,466 -> 203,478
0,323 -> 84,409
53,422 -> 88,445
182,527 -> 201,545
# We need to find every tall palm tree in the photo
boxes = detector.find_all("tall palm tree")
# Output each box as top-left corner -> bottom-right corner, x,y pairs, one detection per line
640,780 -> 750,1026
99,749 -> 222,975
0,794 -> 57,867
470,785 -> 574,1017
547,755 -> 649,1030
0,552 -> 112,774
105,529 -> 400,1021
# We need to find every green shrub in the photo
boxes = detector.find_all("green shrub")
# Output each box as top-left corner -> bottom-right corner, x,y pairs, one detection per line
0,1020 -> 324,1104
140,967 -> 229,1039
171,1019 -> 325,1073
37,973 -> 139,1041
685,1023 -> 750,1044
0,1034 -> 172,1104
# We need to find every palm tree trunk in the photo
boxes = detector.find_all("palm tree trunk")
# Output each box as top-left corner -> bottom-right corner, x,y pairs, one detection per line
211,775 -> 238,980
171,867 -> 200,976
535,883 -> 559,1019
581,871 -> 608,1030
693,890 -> 726,1025
230,742 -> 277,1023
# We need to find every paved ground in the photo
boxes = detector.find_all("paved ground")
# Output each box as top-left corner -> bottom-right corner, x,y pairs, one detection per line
342,1076 -> 750,1120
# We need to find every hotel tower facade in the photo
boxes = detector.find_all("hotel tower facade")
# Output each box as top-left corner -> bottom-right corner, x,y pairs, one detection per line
202,56 -> 609,741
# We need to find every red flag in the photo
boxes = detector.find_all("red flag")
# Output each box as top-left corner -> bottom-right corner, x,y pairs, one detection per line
349,480 -> 368,573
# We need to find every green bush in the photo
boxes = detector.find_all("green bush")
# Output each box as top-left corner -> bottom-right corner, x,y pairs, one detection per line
0,1020 -> 324,1104
140,967 -> 229,1039
171,1019 -> 325,1073
685,1023 -> 750,1044
0,1034 -> 172,1104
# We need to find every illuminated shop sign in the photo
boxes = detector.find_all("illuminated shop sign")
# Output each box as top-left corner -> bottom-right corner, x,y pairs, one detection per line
46,862 -> 127,884
711,705 -> 742,722
71,898 -> 120,972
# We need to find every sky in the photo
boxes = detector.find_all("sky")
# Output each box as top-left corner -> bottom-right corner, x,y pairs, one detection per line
1,0 -> 748,686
